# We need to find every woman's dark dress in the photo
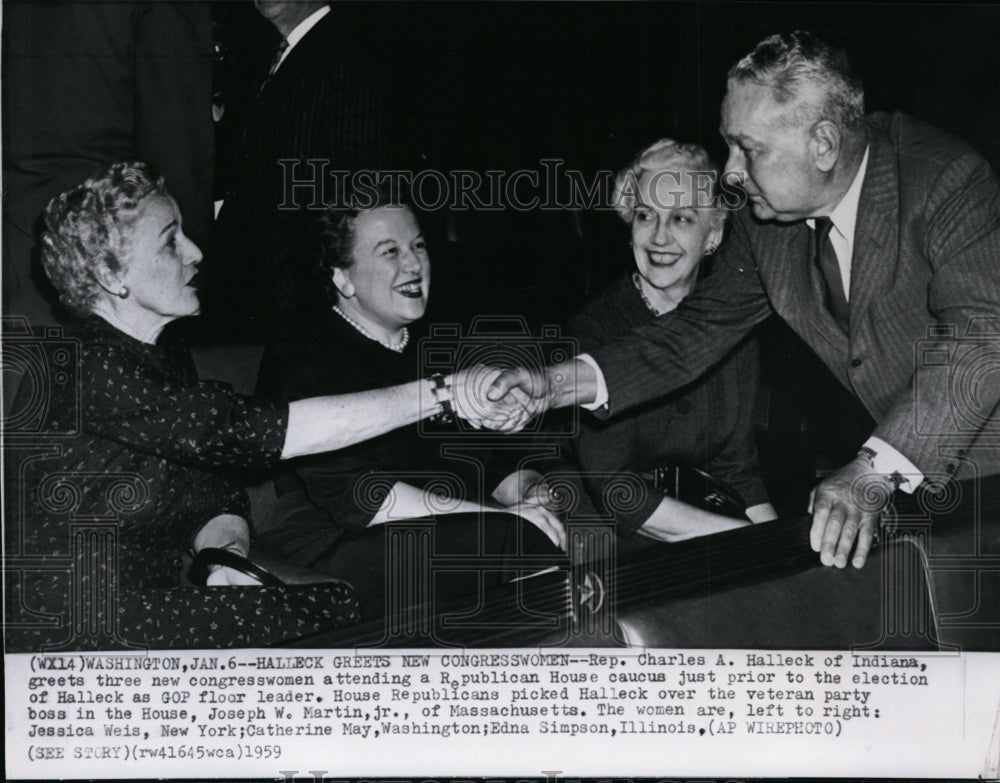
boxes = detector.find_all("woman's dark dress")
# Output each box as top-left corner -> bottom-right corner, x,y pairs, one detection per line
566,274 -> 770,541
255,309 -> 558,616
4,317 -> 358,652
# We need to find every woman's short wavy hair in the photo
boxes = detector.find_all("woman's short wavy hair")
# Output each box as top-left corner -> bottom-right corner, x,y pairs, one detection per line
40,161 -> 167,316
611,138 -> 726,229
310,183 -> 407,304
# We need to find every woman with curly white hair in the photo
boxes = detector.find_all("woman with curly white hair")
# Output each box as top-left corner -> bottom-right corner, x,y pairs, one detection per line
558,138 -> 777,549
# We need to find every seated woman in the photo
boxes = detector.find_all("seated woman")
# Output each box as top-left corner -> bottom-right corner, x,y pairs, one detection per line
255,192 -> 565,615
6,162 -> 516,651
553,139 -> 777,551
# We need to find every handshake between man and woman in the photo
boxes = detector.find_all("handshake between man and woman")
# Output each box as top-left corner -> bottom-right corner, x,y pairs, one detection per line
447,359 -> 591,433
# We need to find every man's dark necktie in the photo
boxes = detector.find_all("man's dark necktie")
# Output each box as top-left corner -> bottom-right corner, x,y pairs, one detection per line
813,217 -> 850,332
257,38 -> 288,97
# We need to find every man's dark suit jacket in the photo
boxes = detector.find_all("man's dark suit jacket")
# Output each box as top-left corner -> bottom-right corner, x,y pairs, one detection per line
209,10 -> 389,323
589,112 -> 1000,486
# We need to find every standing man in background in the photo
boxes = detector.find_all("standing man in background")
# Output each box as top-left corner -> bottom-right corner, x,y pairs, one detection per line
3,1 -> 214,330
207,1 -> 391,337
3,1 -> 214,418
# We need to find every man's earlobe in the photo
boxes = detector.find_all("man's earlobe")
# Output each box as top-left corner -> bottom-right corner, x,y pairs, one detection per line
812,120 -> 841,173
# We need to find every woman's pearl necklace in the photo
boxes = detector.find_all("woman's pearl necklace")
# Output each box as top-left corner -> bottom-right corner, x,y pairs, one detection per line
333,305 -> 409,352
632,272 -> 669,316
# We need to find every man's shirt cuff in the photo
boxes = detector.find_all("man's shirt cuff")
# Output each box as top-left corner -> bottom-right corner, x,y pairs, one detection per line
746,502 -> 779,523
576,353 -> 609,410
864,436 -> 924,493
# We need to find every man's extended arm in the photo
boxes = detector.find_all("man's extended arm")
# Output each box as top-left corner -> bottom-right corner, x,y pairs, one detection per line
587,236 -> 772,418
488,212 -> 773,417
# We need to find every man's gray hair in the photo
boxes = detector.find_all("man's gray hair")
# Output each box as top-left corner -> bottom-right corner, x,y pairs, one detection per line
728,31 -> 865,134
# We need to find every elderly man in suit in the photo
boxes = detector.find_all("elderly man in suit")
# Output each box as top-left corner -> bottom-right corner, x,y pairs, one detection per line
489,31 -> 1000,579
207,0 -> 389,334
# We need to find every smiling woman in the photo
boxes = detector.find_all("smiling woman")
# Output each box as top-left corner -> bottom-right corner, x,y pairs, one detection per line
615,140 -> 725,314
7,162 -> 530,651
255,192 -> 566,618
326,203 -> 431,351
560,138 -> 778,549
